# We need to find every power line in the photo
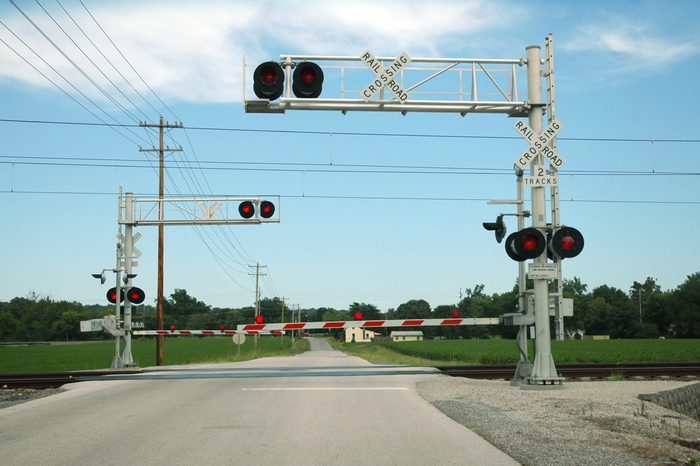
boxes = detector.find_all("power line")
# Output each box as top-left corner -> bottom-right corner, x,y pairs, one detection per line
2,157 -> 697,177
0,118 -> 699,144
1,189 -> 698,205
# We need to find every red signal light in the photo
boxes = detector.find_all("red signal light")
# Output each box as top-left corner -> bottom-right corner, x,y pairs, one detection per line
126,287 -> 145,304
169,325 -> 176,332
260,200 -> 275,218
106,287 -> 124,304
253,61 -> 284,100
301,68 -> 317,85
292,62 -> 324,98
354,312 -> 363,321
255,315 -> 264,324
220,325 -> 226,332
452,309 -> 460,318
550,226 -> 584,259
522,234 -> 540,251
560,235 -> 576,250
505,228 -> 546,262
239,201 -> 255,219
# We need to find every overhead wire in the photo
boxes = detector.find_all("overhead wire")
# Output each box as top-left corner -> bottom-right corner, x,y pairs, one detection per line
74,0 -> 262,294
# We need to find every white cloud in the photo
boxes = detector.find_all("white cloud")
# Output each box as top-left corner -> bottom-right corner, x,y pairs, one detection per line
0,0 -> 522,105
562,21 -> 696,67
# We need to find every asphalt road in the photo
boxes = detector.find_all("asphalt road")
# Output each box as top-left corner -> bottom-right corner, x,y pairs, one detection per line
0,338 -> 517,465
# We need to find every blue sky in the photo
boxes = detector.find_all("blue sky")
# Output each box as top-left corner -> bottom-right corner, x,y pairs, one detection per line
0,0 -> 698,312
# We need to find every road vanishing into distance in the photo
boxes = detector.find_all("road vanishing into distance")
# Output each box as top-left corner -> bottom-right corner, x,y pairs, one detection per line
1,338 -> 517,465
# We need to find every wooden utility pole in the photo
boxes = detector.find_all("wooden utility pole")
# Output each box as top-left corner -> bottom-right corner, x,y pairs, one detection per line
140,117 -> 182,366
249,263 -> 267,351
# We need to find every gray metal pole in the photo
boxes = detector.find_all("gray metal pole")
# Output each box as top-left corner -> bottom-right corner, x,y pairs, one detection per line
122,192 -> 134,366
525,45 -> 562,386
511,174 -> 533,385
111,235 -> 123,369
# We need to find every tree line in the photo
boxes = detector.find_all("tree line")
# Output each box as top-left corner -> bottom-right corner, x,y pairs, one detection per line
0,273 -> 698,342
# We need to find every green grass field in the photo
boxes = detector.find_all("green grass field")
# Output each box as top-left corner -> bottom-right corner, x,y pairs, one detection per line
0,336 -> 309,373
3,337 -> 698,373
335,338 -> 700,365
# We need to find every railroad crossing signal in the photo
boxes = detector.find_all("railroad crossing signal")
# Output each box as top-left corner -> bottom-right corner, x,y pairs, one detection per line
549,226 -> 584,259
504,228 -> 546,262
253,61 -> 324,100
292,62 -> 324,98
238,200 -> 276,220
126,287 -> 146,305
253,61 -> 285,100
504,226 -> 584,262
107,287 -> 124,304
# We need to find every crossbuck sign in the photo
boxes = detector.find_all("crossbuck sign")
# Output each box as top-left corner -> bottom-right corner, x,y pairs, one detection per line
360,51 -> 411,102
514,118 -> 566,170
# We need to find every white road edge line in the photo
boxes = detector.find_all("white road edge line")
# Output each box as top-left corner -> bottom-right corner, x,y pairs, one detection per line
241,387 -> 410,391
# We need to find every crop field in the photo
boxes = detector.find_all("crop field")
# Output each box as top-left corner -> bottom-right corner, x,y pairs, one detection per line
373,338 -> 700,365
0,336 -> 309,373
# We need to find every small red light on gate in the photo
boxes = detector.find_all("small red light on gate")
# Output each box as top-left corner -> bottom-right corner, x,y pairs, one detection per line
220,325 -> 226,332
452,309 -> 460,318
169,325 -> 176,332
255,315 -> 264,324
354,312 -> 363,321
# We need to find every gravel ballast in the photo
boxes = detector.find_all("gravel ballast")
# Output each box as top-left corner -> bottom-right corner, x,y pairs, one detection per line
417,376 -> 700,465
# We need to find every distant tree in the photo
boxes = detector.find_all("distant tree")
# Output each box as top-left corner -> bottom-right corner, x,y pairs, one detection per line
164,289 -> 211,317
395,299 -> 431,319
322,309 -> 350,321
348,302 -> 382,320
668,272 -> 700,338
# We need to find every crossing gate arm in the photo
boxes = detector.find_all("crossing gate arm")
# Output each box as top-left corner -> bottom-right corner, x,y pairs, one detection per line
237,318 -> 500,333
133,330 -> 284,336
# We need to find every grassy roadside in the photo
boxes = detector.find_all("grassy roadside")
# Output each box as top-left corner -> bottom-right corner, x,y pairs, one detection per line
331,338 -> 700,366
0,336 -> 310,373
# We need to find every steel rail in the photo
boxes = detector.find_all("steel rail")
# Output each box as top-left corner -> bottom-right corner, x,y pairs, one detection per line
436,362 -> 700,380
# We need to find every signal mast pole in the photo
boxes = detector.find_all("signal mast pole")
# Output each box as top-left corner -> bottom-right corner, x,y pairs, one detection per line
526,45 -> 561,385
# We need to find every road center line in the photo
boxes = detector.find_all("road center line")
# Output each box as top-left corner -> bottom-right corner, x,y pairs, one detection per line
241,387 -> 410,391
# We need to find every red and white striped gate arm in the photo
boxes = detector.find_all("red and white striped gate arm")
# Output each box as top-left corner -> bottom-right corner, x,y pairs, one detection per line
132,329 -> 283,336
237,317 -> 500,333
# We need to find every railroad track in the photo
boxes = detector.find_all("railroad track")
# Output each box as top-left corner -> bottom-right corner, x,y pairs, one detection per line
2,363 -> 699,389
0,370 -> 143,389
436,362 -> 700,380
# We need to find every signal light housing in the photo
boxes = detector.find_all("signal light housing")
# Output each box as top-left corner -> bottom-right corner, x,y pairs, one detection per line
353,312 -> 363,321
255,315 -> 264,324
107,287 -> 124,304
239,201 -> 255,219
260,200 -> 275,218
483,215 -> 507,244
292,62 -> 324,98
126,287 -> 145,305
253,61 -> 285,100
505,227 -> 546,262
549,226 -> 584,259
